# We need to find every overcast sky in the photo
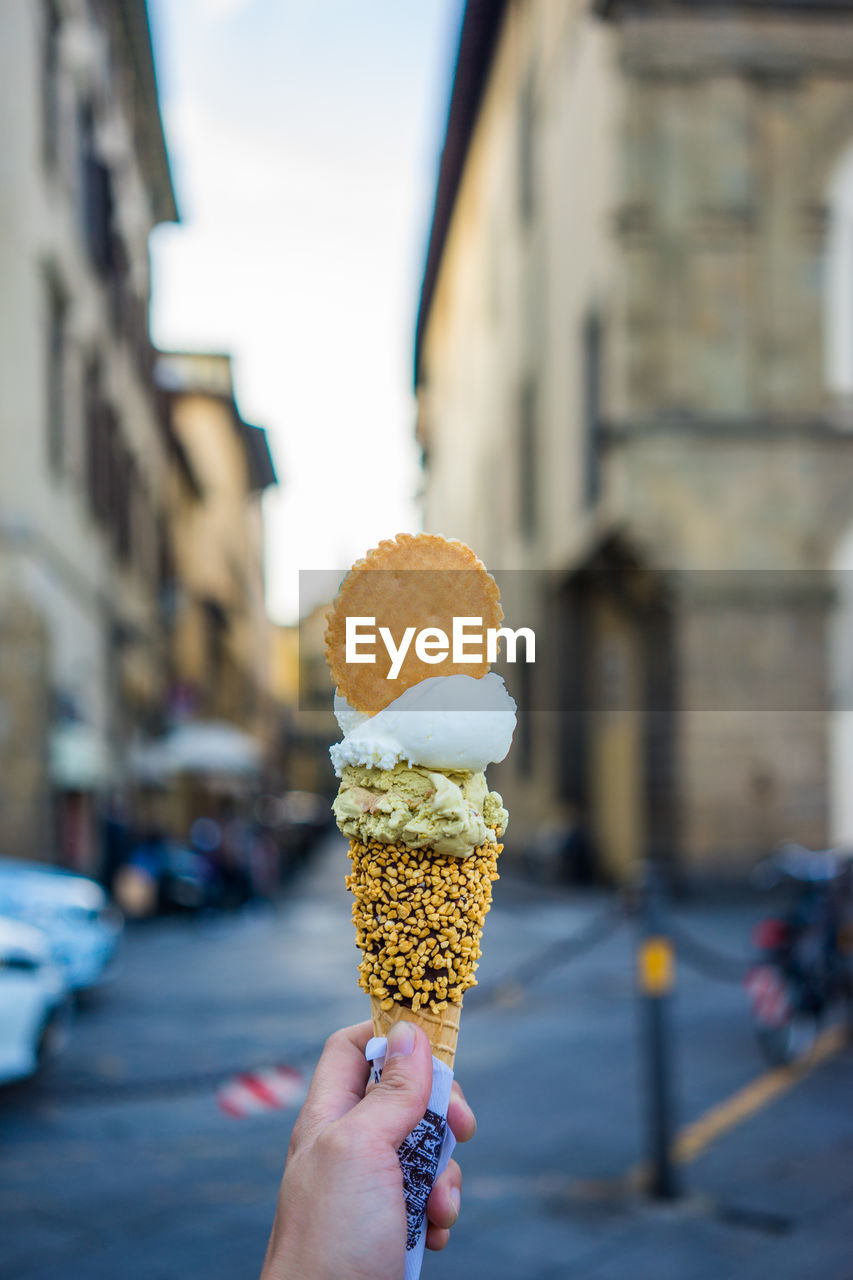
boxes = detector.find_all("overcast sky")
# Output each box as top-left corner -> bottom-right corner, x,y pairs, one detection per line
147,0 -> 463,623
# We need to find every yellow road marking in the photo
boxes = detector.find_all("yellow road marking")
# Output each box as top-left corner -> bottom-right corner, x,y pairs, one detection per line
673,1023 -> 847,1164
628,1023 -> 848,1190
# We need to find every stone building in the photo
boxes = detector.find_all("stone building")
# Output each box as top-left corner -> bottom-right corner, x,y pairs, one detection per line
415,0 -> 853,881
0,0 -> 177,868
271,607 -> 338,800
154,351 -> 277,743
122,350 -> 279,837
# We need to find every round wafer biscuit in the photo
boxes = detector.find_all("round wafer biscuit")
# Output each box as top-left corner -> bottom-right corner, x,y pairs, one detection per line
325,533 -> 502,714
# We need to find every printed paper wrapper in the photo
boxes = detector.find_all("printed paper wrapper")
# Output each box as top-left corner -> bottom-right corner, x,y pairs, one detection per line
366,1037 -> 456,1280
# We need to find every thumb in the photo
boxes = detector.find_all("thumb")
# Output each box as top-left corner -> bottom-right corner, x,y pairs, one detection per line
356,1021 -> 433,1148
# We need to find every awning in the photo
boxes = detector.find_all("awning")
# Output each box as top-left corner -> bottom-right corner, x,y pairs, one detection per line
129,720 -> 263,780
49,723 -> 115,790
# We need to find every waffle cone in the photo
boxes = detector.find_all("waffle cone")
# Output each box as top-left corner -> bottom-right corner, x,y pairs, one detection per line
371,995 -> 462,1069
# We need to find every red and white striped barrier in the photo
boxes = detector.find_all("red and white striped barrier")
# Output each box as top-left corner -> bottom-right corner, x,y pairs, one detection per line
217,1065 -> 306,1118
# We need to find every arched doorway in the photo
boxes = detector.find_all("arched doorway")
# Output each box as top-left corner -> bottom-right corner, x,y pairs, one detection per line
557,539 -> 677,883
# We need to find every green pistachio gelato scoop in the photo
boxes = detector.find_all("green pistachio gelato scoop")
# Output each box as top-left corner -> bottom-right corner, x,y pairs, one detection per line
333,762 -> 507,858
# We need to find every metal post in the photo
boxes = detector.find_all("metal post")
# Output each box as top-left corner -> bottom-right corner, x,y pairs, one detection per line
637,861 -> 679,1200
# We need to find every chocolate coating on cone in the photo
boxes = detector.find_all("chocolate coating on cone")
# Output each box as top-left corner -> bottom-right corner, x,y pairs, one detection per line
347,836 -> 501,1014
371,995 -> 461,1069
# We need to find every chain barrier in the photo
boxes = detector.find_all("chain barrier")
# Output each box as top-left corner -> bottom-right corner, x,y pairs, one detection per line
41,1040 -> 326,1106
667,921 -> 749,984
32,894 -> 750,1108
467,901 -> 626,1010
618,887 -> 750,985
42,905 -> 625,1106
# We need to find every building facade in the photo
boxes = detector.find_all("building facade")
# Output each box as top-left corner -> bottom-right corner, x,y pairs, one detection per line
155,350 -> 277,747
272,608 -> 338,799
0,0 -> 178,868
416,0 -> 853,880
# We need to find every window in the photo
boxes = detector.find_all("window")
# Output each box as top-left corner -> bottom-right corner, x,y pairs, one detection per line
203,600 -> 228,691
518,375 -> 537,540
131,478 -> 161,584
45,274 -> 67,473
41,0 -> 61,169
84,359 -> 100,515
84,358 -> 115,526
518,70 -> 535,225
157,512 -> 174,600
114,445 -> 132,562
582,312 -> 602,506
78,104 -> 115,275
100,405 -> 119,531
84,358 -> 138,559
85,359 -> 102,517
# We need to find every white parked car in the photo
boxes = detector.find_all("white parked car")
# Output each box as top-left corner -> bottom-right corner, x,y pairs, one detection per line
0,860 -> 123,992
0,916 -> 69,1085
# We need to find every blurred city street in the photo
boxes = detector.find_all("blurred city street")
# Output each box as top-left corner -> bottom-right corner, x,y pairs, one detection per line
1,835 -> 851,1280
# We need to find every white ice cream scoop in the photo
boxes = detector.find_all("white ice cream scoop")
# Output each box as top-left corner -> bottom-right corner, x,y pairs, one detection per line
330,673 -> 517,776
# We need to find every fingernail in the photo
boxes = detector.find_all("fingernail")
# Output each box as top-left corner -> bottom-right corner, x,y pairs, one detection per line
386,1021 -> 416,1059
449,1187 -> 461,1223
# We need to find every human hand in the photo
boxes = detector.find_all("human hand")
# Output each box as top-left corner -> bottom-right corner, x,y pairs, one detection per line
260,1020 -> 476,1280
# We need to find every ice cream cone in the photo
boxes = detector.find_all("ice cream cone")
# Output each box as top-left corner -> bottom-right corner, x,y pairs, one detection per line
371,994 -> 462,1068
325,534 -> 514,1279
348,833 -> 500,1072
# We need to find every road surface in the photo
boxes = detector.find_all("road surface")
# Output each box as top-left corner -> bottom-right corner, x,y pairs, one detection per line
1,834 -> 850,1279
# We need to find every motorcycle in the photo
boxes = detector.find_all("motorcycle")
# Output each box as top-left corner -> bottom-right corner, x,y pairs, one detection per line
745,842 -> 853,1066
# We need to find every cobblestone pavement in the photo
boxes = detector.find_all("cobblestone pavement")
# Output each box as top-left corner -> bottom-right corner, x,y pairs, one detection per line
1,833 -> 851,1280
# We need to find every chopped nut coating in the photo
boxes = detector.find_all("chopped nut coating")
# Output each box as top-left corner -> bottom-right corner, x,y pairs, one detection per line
346,836 -> 501,1014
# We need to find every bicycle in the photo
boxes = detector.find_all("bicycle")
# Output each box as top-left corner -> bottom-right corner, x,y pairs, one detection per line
744,842 -> 853,1066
